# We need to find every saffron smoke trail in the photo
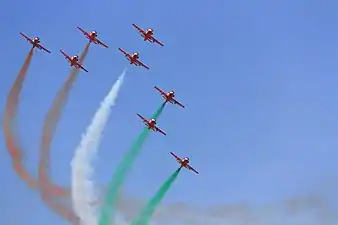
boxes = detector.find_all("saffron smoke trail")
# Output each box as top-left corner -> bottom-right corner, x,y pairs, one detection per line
38,43 -> 90,223
3,48 -> 37,188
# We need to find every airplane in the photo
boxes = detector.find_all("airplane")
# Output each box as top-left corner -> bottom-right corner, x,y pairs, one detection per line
118,48 -> 150,70
170,152 -> 199,174
60,50 -> 88,72
77,27 -> 108,48
154,86 -> 185,108
137,113 -> 166,135
132,24 -> 164,46
20,32 -> 51,53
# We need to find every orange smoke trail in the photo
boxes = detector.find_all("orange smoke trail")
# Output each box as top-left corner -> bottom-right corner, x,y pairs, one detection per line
3,48 -> 35,186
38,43 -> 90,223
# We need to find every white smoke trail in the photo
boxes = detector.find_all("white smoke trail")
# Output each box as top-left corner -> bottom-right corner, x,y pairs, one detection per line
71,69 -> 126,225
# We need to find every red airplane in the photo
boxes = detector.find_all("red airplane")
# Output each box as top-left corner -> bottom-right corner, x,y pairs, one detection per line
20,32 -> 51,53
77,27 -> 108,48
118,48 -> 150,70
132,24 -> 164,46
155,86 -> 185,108
60,50 -> 88,72
137,113 -> 166,136
170,152 -> 199,174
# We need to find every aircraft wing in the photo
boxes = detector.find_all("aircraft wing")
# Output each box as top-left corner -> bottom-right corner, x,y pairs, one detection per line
20,32 -> 32,43
77,63 -> 89,72
97,38 -> 108,48
136,59 -> 150,70
137,113 -> 148,123
151,37 -> 164,46
154,86 -> 166,96
38,44 -> 51,53
170,152 -> 182,163
155,126 -> 166,136
77,27 -> 89,36
172,98 -> 185,108
60,50 -> 71,60
118,48 -> 129,56
132,24 -> 146,35
186,164 -> 199,174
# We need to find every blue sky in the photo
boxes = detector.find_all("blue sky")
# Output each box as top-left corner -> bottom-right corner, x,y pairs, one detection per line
1,0 -> 338,224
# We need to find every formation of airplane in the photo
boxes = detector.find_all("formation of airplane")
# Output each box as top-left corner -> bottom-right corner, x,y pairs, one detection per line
155,86 -> 185,108
19,25 -> 199,175
60,50 -> 88,72
20,32 -> 51,53
137,113 -> 166,136
170,152 -> 199,174
77,27 -> 108,48
132,24 -> 164,46
118,48 -> 150,70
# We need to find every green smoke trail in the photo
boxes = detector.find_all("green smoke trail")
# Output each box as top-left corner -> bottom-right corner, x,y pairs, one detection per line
131,168 -> 182,225
99,103 -> 166,225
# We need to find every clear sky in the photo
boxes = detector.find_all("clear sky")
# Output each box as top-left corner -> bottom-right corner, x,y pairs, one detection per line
1,0 -> 338,224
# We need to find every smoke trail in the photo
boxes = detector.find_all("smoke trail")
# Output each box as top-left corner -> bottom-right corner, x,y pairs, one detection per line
98,104 -> 166,225
71,69 -> 126,225
38,43 -> 90,223
3,48 -> 36,187
131,169 -> 181,225
131,168 -> 181,225
151,195 -> 338,225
